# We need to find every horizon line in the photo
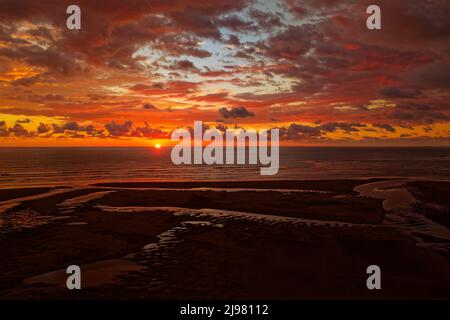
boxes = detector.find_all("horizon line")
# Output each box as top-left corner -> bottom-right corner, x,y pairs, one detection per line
1,146 -> 449,149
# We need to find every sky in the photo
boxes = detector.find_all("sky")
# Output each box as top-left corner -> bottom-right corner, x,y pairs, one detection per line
0,0 -> 449,147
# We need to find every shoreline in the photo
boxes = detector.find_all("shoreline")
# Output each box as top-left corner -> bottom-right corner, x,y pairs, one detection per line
3,176 -> 450,191
0,177 -> 397,192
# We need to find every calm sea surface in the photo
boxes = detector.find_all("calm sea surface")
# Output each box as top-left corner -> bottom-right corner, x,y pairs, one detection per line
0,147 -> 449,188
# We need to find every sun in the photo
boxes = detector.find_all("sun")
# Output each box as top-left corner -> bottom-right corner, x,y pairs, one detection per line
155,143 -> 161,149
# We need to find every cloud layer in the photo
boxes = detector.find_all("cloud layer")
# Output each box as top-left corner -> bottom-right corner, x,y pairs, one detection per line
0,0 -> 449,145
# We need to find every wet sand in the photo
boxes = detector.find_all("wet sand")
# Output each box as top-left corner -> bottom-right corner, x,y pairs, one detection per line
0,179 -> 449,299
404,181 -> 450,234
93,179 -> 374,193
0,187 -> 57,202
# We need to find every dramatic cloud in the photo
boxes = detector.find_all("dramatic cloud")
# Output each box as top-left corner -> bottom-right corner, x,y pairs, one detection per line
279,122 -> 369,140
0,121 -> 8,137
132,122 -> 170,139
0,119 -> 169,140
37,123 -> 51,134
8,123 -> 34,137
373,123 -> 396,133
105,120 -> 133,137
143,103 -> 158,110
392,104 -> 450,124
219,106 -> 255,119
15,118 -> 31,124
0,0 -> 449,145
379,87 -> 421,99
280,123 -> 322,140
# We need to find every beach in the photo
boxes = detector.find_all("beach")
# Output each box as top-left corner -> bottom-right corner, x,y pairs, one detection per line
0,179 -> 449,299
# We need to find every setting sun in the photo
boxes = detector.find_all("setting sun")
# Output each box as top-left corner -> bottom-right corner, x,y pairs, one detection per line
155,143 -> 161,149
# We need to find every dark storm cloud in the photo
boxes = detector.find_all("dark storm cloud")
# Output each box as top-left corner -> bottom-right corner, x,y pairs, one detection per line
37,123 -> 51,134
226,35 -> 241,46
15,118 -> 31,124
129,81 -> 200,97
52,122 -> 96,135
279,123 -> 322,140
143,103 -> 158,110
0,46 -> 85,77
278,122 -> 368,140
320,122 -> 367,133
104,120 -> 133,137
131,122 -> 170,139
171,60 -> 198,72
409,62 -> 450,90
392,103 -> 450,124
373,123 -> 396,133
0,121 -> 8,137
379,87 -> 421,99
1,119 -> 170,139
219,106 -> 255,119
8,123 -> 34,137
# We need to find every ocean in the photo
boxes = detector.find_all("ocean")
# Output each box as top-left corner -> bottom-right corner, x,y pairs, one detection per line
0,147 -> 449,188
